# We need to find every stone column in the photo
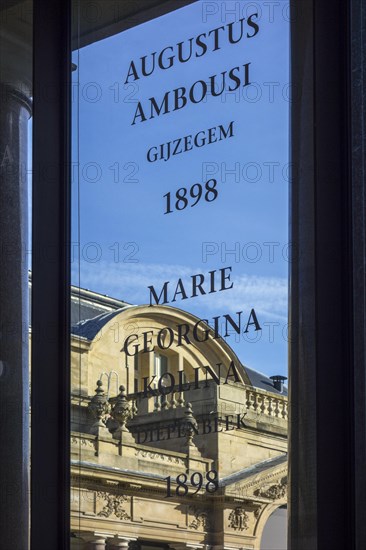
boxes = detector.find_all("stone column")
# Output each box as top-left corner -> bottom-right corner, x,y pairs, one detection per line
0,3 -> 32,549
83,532 -> 114,550
109,536 -> 136,549
177,354 -> 185,406
109,541 -> 128,550
125,354 -> 135,395
87,538 -> 107,550
148,351 -> 155,412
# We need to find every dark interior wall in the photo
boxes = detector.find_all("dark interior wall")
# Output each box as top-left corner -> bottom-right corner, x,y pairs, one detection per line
72,0 -> 197,49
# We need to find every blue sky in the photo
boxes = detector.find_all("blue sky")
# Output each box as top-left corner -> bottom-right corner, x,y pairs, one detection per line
71,0 -> 290,377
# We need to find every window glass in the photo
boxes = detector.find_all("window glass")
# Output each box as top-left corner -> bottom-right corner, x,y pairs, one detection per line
71,1 -> 289,548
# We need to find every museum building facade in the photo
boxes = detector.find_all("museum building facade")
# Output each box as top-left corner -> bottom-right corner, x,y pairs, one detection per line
64,285 -> 288,550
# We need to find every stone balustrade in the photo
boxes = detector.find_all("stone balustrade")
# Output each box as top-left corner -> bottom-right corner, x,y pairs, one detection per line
128,384 -> 288,436
128,382 -> 287,422
128,388 -> 187,416
244,387 -> 288,420
71,379 -> 288,447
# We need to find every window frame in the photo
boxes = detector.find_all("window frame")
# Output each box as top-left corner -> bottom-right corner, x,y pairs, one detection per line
30,0 -> 366,548
289,0 -> 366,548
32,0 -> 71,548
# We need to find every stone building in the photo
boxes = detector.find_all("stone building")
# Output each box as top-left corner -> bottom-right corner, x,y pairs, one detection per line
68,286 -> 288,550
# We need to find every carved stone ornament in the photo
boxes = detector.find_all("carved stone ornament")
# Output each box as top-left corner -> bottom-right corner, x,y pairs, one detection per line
88,380 -> 111,431
254,477 -> 287,500
188,506 -> 211,531
254,506 -> 263,519
97,492 -> 130,520
111,385 -> 132,434
228,507 -> 249,531
135,449 -> 184,465
184,402 -> 198,446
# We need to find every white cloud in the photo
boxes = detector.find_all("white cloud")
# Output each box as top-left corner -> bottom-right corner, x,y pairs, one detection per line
72,261 -> 288,322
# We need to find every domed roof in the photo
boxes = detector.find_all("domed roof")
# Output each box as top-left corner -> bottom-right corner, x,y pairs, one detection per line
70,287 -> 288,397
71,306 -> 133,340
